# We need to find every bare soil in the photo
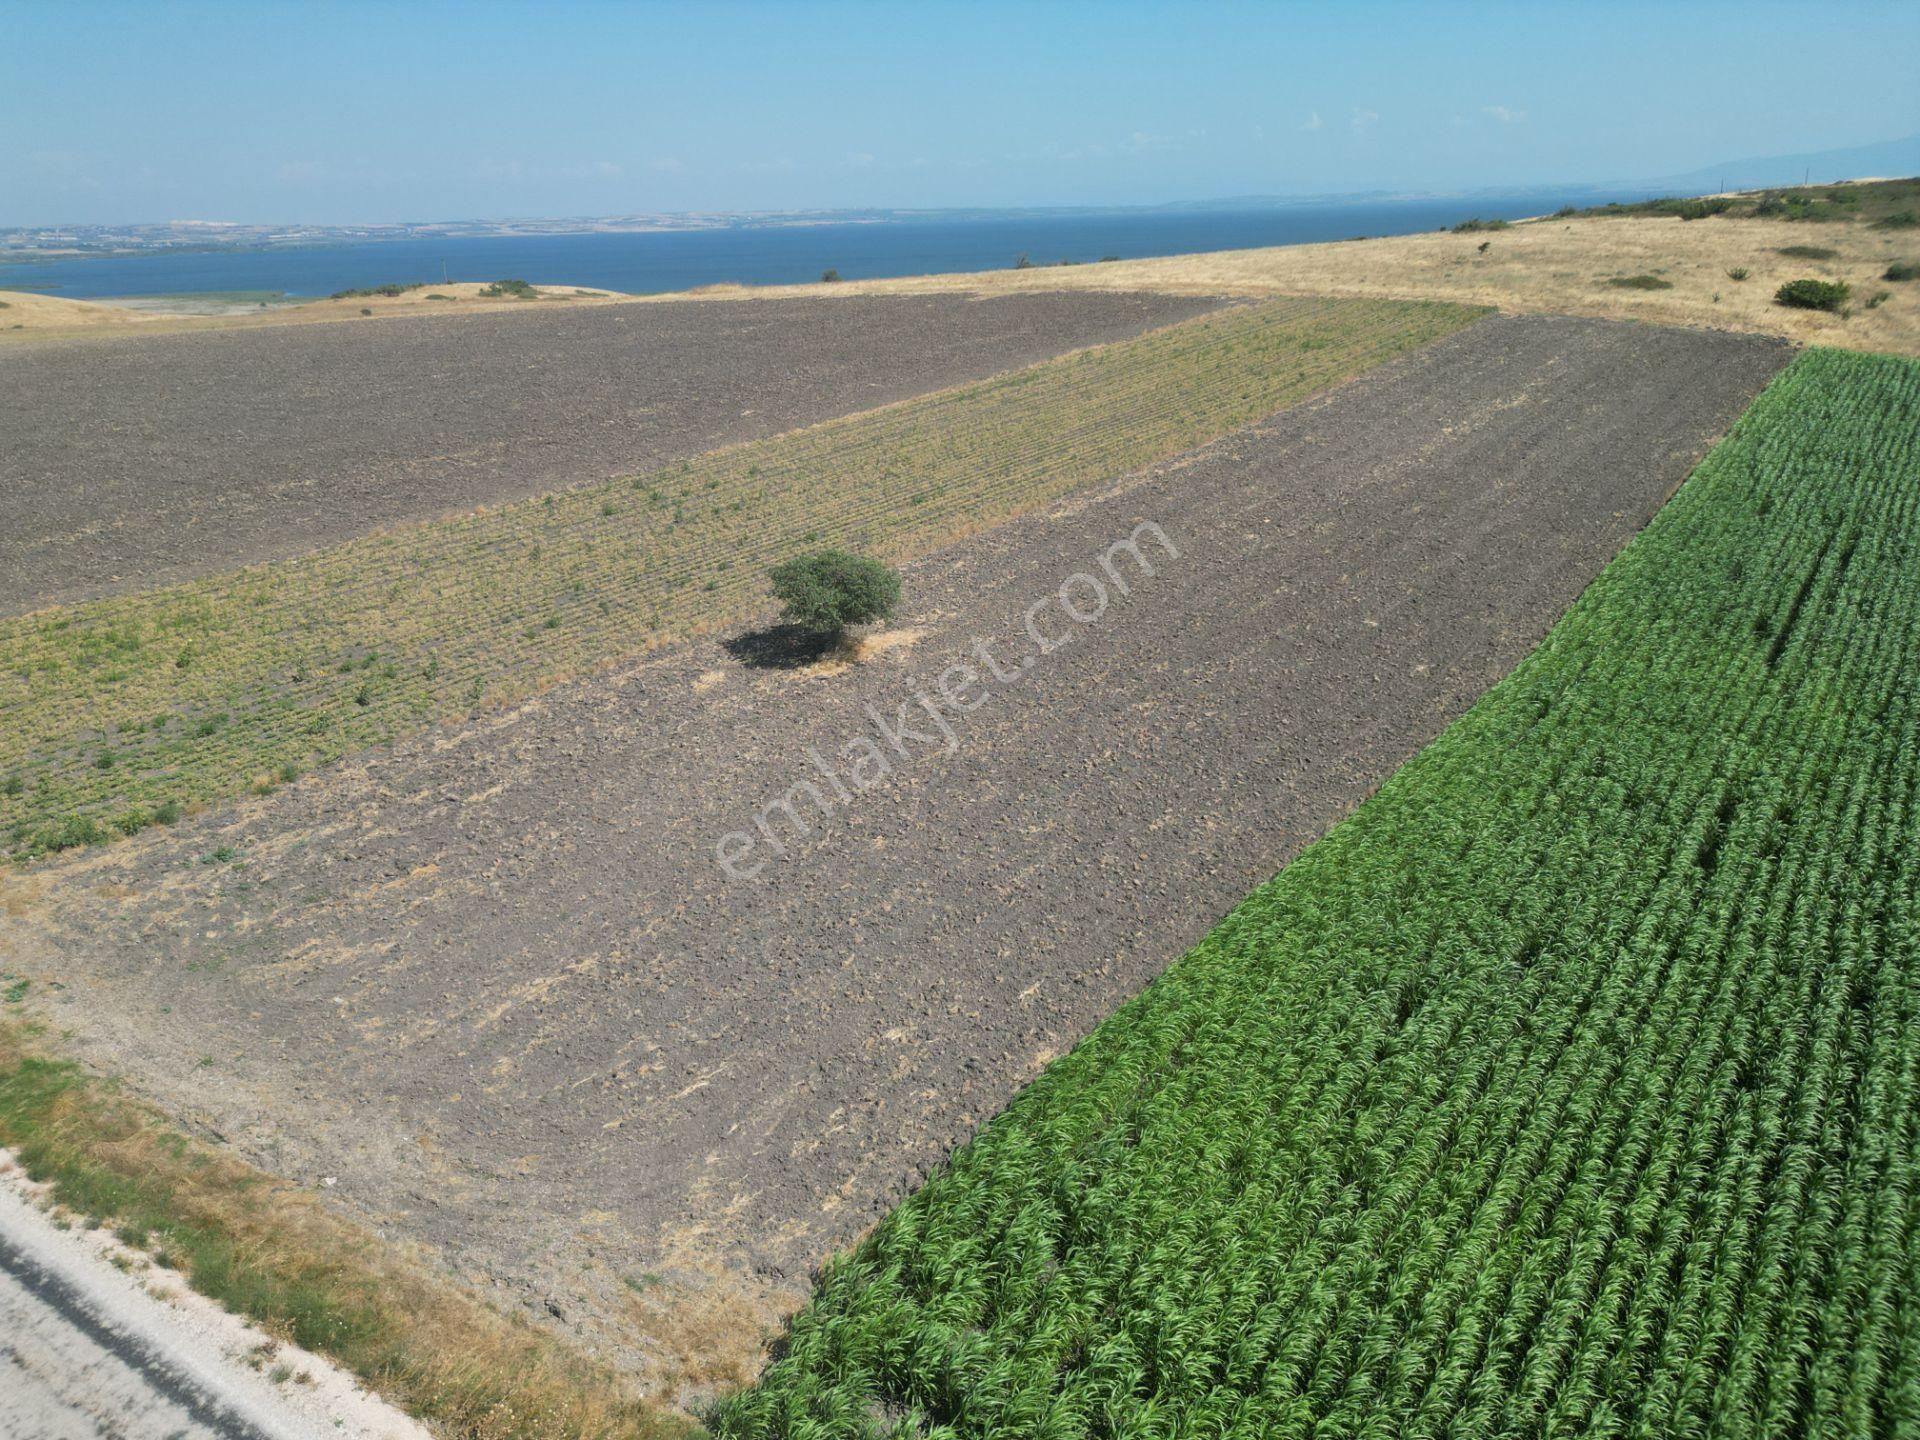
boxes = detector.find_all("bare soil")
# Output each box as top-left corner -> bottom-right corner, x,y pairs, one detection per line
0,291 -> 1216,612
3,315 -> 1790,1400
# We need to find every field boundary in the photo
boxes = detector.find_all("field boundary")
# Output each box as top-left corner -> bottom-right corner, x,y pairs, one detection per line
710,345 -> 1920,1436
0,1017 -> 698,1439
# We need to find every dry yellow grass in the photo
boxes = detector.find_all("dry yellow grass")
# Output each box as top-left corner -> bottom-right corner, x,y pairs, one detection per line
0,289 -> 152,329
644,212 -> 1919,356
0,280 -> 630,341
0,1016 -> 698,1438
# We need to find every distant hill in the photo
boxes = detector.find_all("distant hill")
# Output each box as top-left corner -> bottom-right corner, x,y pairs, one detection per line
1650,133 -> 1920,193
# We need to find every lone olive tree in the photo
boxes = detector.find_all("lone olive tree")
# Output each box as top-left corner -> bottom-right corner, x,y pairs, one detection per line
768,550 -> 901,640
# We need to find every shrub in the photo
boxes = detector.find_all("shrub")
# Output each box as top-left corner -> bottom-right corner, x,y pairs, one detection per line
1451,217 -> 1510,233
1606,274 -> 1673,290
359,308 -> 372,316
424,292 -> 452,301
1775,245 -> 1837,261
768,550 -> 901,636
1013,254 -> 1034,270
1884,262 -> 1919,281
477,279 -> 538,299
820,269 -> 841,283
1727,267 -> 1750,281
1775,278 -> 1850,312
329,282 -> 425,301
1872,211 -> 1918,230
1865,291 -> 1891,310
36,815 -> 107,854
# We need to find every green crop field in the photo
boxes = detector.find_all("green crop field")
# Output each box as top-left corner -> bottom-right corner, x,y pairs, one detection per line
0,297 -> 1479,860
711,347 -> 1920,1438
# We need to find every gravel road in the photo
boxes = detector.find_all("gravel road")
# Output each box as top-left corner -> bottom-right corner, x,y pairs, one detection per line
0,1156 -> 428,1440
0,291 -> 1215,612
7,314 -> 1790,1388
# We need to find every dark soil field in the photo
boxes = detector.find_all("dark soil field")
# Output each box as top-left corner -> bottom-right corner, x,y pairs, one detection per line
4,315 -> 1789,1395
0,291 -> 1215,613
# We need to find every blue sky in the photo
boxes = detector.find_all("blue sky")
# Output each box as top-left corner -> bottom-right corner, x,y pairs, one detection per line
6,0 -> 1918,226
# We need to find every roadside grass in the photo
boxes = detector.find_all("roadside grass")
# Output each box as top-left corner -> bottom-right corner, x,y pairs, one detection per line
0,297 -> 1483,859
0,1018 -> 696,1439
711,346 -> 1920,1437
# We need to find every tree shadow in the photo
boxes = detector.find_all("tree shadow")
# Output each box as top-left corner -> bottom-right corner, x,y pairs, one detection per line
722,623 -> 839,671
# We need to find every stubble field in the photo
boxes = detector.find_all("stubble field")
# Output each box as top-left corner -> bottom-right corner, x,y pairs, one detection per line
0,291 -> 1217,609
0,297 -> 1480,861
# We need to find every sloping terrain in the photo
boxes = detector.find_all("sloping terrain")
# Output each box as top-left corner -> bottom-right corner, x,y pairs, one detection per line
0,291 -> 1216,611
716,346 -> 1920,1440
2,315 -> 1789,1394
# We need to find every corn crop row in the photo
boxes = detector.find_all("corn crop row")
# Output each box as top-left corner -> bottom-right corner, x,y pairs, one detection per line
710,347 -> 1920,1439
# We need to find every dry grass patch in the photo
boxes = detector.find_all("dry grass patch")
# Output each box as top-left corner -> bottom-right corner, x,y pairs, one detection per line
649,191 -> 1920,356
0,1017 -> 695,1439
0,281 -> 633,342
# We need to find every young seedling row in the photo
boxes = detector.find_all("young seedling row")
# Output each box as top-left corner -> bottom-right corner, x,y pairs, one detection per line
710,347 -> 1920,1438
0,298 -> 1480,858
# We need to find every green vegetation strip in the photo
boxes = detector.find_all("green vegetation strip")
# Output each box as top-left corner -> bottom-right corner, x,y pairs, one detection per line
712,347 -> 1920,1438
0,297 -> 1479,858
0,1022 -> 692,1439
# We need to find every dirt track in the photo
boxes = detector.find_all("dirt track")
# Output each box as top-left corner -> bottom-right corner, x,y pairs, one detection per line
5,315 -> 1790,1392
0,291 -> 1214,613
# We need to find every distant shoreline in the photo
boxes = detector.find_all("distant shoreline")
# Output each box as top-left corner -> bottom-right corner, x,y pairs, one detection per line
0,189 -> 1658,269
0,189 -> 1655,301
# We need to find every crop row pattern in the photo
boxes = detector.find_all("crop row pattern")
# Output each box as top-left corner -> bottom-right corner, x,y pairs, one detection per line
711,347 -> 1920,1438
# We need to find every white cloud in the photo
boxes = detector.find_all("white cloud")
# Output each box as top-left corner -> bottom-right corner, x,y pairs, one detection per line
1483,104 -> 1526,124
1351,108 -> 1379,131
1303,111 -> 1323,132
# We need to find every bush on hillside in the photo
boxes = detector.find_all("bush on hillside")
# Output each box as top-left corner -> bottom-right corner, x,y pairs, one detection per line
1774,278 -> 1850,312
1884,261 -> 1919,281
768,550 -> 901,636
